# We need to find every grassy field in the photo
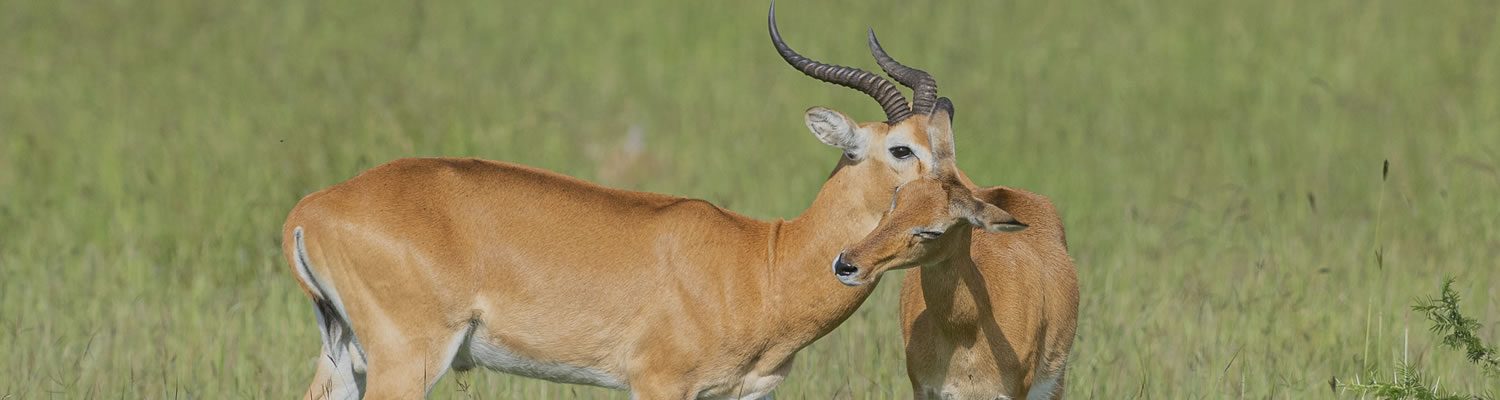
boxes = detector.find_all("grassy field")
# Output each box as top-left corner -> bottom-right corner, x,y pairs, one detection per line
3,0 -> 1498,398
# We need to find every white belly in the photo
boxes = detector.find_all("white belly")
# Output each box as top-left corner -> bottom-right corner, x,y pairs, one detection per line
692,357 -> 794,400
458,336 -> 627,390
702,373 -> 783,400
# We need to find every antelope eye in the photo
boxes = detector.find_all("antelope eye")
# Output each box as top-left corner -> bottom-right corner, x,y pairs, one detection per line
889,146 -> 914,159
915,230 -> 943,240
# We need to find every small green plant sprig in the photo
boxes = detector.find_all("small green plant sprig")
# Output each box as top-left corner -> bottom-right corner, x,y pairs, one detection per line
1337,278 -> 1497,399
1415,279 -> 1500,376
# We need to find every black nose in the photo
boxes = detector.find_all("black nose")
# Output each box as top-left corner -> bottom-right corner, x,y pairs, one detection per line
833,253 -> 859,277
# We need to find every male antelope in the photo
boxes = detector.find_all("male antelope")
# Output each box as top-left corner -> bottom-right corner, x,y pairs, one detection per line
832,87 -> 1080,397
281,5 -> 972,399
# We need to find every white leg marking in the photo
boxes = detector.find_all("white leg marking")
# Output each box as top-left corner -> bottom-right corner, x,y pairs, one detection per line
1026,374 -> 1059,400
420,326 -> 475,397
316,343 -> 364,400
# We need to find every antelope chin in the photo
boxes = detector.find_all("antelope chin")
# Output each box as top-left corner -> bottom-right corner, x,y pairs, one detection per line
836,273 -> 866,287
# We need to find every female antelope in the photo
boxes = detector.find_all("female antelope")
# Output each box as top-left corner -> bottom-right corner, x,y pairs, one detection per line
832,40 -> 1080,400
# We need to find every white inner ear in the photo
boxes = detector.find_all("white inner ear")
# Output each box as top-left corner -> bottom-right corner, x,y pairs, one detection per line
805,108 -> 865,155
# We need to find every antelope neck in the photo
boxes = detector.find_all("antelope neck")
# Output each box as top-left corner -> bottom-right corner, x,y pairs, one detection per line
761,166 -> 885,341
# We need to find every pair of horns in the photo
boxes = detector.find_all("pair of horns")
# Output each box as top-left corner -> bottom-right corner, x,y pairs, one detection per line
768,1 -> 940,122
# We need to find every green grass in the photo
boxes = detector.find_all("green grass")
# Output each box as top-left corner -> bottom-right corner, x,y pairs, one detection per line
2,0 -> 1497,397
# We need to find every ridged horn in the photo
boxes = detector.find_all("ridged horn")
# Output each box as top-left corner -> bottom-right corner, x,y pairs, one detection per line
867,28 -> 938,115
770,1 -> 912,122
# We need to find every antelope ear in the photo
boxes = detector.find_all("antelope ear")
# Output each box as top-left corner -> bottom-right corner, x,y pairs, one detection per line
924,99 -> 958,177
805,107 -> 867,156
925,107 -> 954,153
967,201 -> 1027,233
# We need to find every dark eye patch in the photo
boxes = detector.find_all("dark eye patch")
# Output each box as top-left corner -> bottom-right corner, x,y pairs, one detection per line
889,146 -> 914,159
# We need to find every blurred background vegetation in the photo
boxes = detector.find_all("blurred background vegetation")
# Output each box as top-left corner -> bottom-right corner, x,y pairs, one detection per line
1,0 -> 1496,397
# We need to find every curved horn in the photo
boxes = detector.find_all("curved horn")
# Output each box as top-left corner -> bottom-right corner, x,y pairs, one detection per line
770,2 -> 912,122
867,29 -> 938,115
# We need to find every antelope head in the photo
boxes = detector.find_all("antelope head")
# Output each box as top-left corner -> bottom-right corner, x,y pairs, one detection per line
830,99 -> 1029,287
769,2 -> 965,208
